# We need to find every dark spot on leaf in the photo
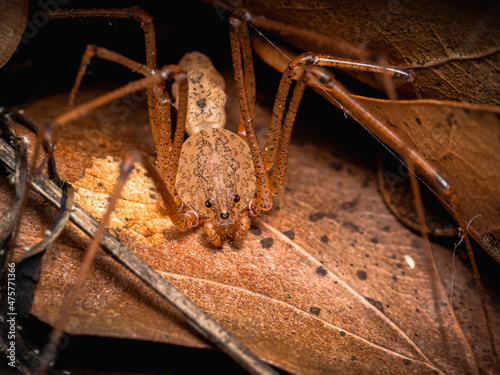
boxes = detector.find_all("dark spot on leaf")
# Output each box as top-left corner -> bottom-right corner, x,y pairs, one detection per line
320,235 -> 329,243
260,237 -> 274,249
329,160 -> 343,170
346,167 -> 357,176
392,275 -> 398,282
357,270 -> 367,280
310,307 -> 320,316
341,198 -> 358,211
283,230 -> 295,240
351,356 -> 358,361
361,175 -> 371,188
249,225 -> 262,236
316,266 -> 327,276
415,116 -> 422,125
370,237 -> 379,244
97,182 -> 104,188
365,296 -> 385,313
382,226 -> 390,232
402,359 -> 412,366
291,331 -> 296,335
309,212 -> 337,222
343,221 -> 362,234
339,330 -> 346,336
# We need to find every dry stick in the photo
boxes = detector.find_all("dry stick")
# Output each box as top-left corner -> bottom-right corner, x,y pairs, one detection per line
7,124 -> 50,261
36,149 -> 136,372
14,183 -> 74,264
0,138 -> 279,375
0,137 -> 27,263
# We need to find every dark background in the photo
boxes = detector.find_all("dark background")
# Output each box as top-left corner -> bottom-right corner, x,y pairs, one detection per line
0,0 -> 237,106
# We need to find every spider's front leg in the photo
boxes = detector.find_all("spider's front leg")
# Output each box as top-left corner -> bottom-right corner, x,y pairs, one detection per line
229,17 -> 313,218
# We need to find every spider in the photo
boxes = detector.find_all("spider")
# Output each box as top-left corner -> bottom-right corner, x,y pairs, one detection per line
44,7 -> 411,248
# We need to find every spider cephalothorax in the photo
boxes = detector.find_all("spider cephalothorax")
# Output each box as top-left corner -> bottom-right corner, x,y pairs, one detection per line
176,127 -> 256,245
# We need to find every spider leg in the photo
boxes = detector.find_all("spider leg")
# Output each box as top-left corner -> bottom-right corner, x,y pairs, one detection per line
301,63 -> 496,364
262,52 -> 414,173
229,18 -> 272,216
47,8 -> 174,191
33,65 -> 196,372
37,146 -> 198,372
229,17 -> 256,137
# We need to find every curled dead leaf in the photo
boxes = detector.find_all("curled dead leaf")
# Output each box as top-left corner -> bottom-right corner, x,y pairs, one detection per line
231,0 -> 500,105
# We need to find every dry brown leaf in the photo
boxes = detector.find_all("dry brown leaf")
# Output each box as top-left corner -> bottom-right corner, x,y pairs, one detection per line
0,0 -> 28,68
1,80 -> 499,375
232,0 -> 500,105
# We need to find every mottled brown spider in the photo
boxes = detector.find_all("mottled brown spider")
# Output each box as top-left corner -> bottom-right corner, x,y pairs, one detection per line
45,7 -> 410,247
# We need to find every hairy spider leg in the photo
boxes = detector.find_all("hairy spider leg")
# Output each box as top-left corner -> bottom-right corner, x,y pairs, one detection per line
35,63 -> 201,373
308,60 -> 496,363
47,8 -> 177,192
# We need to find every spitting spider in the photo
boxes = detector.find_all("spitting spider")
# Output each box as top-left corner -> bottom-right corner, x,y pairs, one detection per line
43,6 -> 414,248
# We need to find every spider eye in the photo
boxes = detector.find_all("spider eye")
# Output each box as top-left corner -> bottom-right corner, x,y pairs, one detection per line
233,195 -> 240,203
205,200 -> 212,208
